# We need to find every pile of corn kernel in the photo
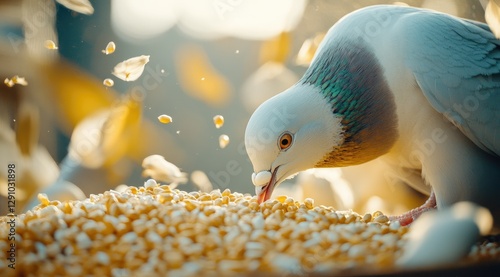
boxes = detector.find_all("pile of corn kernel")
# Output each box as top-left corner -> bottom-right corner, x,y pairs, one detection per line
0,183 -> 499,276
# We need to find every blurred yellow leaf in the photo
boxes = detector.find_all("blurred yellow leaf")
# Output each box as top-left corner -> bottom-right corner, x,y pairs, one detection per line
101,93 -> 142,167
15,102 -> 39,156
0,118 -> 59,208
40,60 -> 117,132
191,170 -> 213,192
295,33 -> 325,66
486,0 -> 500,38
126,119 -> 187,166
68,92 -> 142,169
240,62 -> 298,112
175,45 -> 231,107
259,32 -> 291,64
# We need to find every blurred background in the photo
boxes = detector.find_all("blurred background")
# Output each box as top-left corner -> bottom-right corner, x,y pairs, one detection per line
0,0 -> 490,214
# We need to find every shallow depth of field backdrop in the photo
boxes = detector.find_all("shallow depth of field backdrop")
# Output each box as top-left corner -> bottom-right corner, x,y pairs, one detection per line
0,0 -> 486,213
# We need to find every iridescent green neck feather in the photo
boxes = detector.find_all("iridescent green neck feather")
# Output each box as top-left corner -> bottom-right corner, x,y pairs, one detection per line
300,38 -> 399,167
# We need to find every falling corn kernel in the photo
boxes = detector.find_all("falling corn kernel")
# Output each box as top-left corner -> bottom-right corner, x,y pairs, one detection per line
44,39 -> 58,50
158,114 -> 172,124
213,115 -> 224,129
102,41 -> 116,55
103,78 -> 114,87
4,78 -> 14,87
12,75 -> 28,86
219,134 -> 230,149
4,75 -> 28,87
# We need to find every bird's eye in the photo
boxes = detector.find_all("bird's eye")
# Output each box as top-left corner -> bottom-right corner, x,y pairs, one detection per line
278,132 -> 293,151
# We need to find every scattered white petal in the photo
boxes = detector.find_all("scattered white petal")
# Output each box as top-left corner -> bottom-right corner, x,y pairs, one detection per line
241,62 -> 298,112
56,0 -> 94,15
112,55 -> 150,81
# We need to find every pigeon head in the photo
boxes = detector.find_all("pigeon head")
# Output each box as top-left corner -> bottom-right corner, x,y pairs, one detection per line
244,84 -> 345,203
245,38 -> 399,203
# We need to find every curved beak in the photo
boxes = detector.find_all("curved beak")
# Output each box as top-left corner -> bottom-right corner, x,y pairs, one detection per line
255,166 -> 279,204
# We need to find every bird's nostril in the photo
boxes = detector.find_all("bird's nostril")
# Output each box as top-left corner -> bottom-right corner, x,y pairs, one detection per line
252,170 -> 272,187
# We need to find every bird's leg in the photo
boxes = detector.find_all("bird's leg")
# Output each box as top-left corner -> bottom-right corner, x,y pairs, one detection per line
389,190 -> 437,226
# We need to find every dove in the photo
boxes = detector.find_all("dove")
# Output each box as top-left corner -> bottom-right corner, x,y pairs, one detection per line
244,5 -> 500,227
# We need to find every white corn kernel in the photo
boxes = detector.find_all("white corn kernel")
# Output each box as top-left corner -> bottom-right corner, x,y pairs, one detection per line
103,78 -> 114,87
144,179 -> 158,188
219,134 -> 230,149
3,179 -> 497,276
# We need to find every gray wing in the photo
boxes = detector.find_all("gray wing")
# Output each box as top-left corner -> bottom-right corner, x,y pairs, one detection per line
402,9 -> 500,156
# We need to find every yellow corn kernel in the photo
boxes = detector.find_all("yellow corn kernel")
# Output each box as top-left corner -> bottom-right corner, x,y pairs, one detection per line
102,41 -> 116,55
37,193 -> 50,206
4,78 -> 14,87
2,182 -> 496,276
304,198 -> 314,209
362,213 -> 372,223
157,114 -> 173,124
44,39 -> 58,50
374,214 -> 389,224
275,195 -> 287,203
5,75 -> 28,87
11,75 -> 28,86
213,115 -> 224,129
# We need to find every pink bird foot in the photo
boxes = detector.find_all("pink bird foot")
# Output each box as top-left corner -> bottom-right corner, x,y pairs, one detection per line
389,190 -> 437,226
